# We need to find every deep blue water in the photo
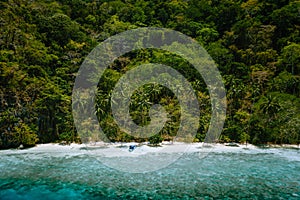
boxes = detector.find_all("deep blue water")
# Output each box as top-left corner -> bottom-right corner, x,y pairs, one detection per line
0,146 -> 299,199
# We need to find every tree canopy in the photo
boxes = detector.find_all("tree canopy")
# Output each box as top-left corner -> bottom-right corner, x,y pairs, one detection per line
0,0 -> 299,149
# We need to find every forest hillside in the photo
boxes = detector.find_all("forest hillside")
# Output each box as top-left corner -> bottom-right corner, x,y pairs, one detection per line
0,0 -> 299,149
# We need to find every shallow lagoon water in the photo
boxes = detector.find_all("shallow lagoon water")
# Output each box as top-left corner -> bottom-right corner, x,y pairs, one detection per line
0,144 -> 299,199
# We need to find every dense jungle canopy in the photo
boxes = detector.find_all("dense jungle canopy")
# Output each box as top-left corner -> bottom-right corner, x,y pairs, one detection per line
0,0 -> 299,149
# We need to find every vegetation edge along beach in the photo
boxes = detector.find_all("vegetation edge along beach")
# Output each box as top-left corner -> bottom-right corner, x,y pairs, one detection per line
1,0 -> 299,150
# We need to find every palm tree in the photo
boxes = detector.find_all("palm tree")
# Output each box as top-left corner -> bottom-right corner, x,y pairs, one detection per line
259,95 -> 281,119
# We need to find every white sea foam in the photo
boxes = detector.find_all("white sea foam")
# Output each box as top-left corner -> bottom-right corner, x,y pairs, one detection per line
0,142 -> 298,161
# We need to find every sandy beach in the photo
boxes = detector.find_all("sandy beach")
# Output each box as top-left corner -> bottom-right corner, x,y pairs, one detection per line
1,142 -> 298,161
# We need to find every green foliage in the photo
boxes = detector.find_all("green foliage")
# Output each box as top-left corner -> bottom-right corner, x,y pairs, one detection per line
0,0 -> 299,149
14,122 -> 39,147
280,43 -> 300,75
149,134 -> 163,146
250,92 -> 300,144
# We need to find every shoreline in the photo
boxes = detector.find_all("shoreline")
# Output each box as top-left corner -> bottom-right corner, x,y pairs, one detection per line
50,141 -> 300,148
0,142 -> 299,162
1,141 -> 299,152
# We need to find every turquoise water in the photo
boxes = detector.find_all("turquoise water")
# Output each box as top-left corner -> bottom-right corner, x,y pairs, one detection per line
0,147 -> 299,199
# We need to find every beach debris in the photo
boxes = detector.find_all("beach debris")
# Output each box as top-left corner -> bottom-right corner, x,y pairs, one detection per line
225,143 -> 240,147
129,145 -> 137,152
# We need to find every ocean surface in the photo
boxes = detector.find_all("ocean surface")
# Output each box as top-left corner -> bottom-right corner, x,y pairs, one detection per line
0,144 -> 299,199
